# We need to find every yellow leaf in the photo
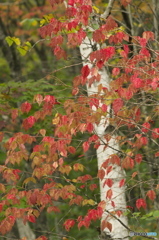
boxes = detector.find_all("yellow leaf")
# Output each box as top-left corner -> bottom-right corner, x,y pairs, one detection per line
40,19 -> 46,27
93,5 -> 100,13
0,183 -> 6,193
56,183 -> 63,188
23,177 -> 37,186
52,116 -> 60,125
33,209 -> 40,218
13,37 -> 21,46
82,199 -> 96,206
72,179 -> 77,183
39,129 -> 46,137
104,96 -> 113,105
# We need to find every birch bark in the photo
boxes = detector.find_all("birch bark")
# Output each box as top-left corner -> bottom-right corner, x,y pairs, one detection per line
16,219 -> 35,240
79,1 -> 129,239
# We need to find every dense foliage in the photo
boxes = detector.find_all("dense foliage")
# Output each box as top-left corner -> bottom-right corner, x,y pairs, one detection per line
0,0 -> 159,239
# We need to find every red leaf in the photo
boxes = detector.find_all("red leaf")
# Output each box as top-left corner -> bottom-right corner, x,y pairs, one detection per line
28,214 -> 36,223
111,201 -> 115,208
21,102 -> 32,113
44,95 -> 56,105
105,165 -> 112,175
102,16 -> 118,31
0,203 -> 3,212
81,65 -> 90,78
155,152 -> 159,157
106,189 -> 113,199
121,0 -> 132,7
103,178 -> 113,188
63,219 -> 75,231
152,128 -> 159,139
93,30 -> 105,42
122,157 -> 134,169
54,46 -> 66,59
11,109 -> 18,120
132,77 -> 143,88
89,184 -> 97,191
98,169 -> 105,180
112,98 -> 123,114
116,210 -> 122,217
142,122 -> 150,133
47,206 -> 60,213
82,141 -> 90,152
29,192 -> 37,205
101,104 -> 107,112
119,179 -> 125,187
135,154 -> 142,164
77,174 -> 92,183
49,0 -> 64,7
35,236 -> 48,240
50,35 -> 63,48
23,116 -> 36,130
143,31 -> 155,41
132,171 -> 138,178
136,198 -> 147,209
139,48 -> 150,57
68,146 -> 76,154
0,132 -> 4,142
86,122 -> 94,133
146,190 -> 156,201
72,87 -> 79,95
140,136 -> 148,145
112,67 -> 120,76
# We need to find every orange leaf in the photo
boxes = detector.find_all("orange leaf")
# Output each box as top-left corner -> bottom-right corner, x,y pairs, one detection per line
146,190 -> 156,201
132,171 -> 138,178
106,189 -> 113,199
101,220 -> 112,232
68,146 -> 76,154
73,163 -> 84,172
82,141 -> 90,152
98,169 -> 105,180
0,132 -> 4,142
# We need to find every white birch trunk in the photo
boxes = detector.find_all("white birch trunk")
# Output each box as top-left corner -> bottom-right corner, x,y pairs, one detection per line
79,19 -> 129,240
16,219 -> 35,240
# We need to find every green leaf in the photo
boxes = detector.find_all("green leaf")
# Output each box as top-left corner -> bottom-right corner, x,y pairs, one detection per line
17,46 -> 27,56
5,36 -> 21,46
5,36 -> 14,46
25,41 -> 32,47
153,210 -> 159,218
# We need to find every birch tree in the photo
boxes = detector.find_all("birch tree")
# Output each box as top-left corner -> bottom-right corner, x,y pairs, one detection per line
79,1 -> 128,238
1,0 -> 159,240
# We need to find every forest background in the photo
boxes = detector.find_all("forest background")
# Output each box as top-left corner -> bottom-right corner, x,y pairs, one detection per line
0,0 -> 159,240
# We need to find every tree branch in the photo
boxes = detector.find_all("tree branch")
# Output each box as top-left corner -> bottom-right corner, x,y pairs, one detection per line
101,0 -> 115,19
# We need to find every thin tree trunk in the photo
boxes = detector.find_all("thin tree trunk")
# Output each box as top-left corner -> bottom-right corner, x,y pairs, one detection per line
79,1 -> 129,238
16,219 -> 35,240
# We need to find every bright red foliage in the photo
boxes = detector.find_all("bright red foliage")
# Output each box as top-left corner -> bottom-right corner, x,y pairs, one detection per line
1,0 -> 159,237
